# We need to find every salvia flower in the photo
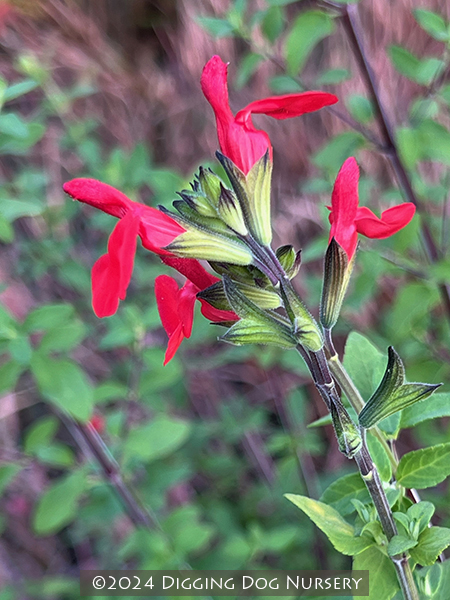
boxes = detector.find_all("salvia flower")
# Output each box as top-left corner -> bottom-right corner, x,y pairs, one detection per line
329,157 -> 416,260
201,55 -> 338,174
64,178 -> 185,317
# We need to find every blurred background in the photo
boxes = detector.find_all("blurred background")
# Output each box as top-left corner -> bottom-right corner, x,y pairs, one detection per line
1,0 -> 450,598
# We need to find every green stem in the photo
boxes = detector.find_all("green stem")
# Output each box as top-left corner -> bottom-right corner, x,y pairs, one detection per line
327,352 -> 398,473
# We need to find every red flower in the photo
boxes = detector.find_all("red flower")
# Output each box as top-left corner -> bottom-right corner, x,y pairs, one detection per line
156,256 -> 238,365
201,55 -> 338,174
329,158 -> 416,260
64,178 -> 185,317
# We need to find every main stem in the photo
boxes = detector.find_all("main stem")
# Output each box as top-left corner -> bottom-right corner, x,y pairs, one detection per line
262,248 -> 419,600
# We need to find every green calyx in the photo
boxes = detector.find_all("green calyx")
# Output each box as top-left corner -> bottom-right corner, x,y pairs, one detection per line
279,279 -> 324,352
276,245 -> 302,279
198,280 -> 281,312
330,398 -> 362,459
320,237 -> 355,330
220,276 -> 296,349
217,150 -> 273,246
358,346 -> 442,429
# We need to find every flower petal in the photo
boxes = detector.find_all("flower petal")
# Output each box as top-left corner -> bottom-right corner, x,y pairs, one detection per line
155,275 -> 183,336
201,55 -> 270,174
355,203 -> 416,239
155,275 -> 197,364
161,256 -> 218,290
235,91 -> 338,122
138,207 -> 186,254
91,213 -> 140,317
329,157 -> 360,259
199,300 -> 238,323
63,178 -> 132,218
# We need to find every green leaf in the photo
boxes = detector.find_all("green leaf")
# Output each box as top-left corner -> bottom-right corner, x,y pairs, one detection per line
235,53 -> 264,89
343,332 -> 386,402
3,79 -> 39,102
414,9 -> 449,42
124,415 -> 191,463
320,472 -> 370,516
396,442 -> 450,489
285,494 -> 373,555
352,546 -> 399,600
39,320 -> 86,353
23,304 -> 75,333
0,360 -> 23,394
0,198 -> 42,221
389,45 -> 444,85
35,443 -> 75,468
0,464 -> 21,496
285,11 -> 335,76
317,68 -> 351,85
0,113 -> 29,138
24,416 -> 59,453
269,75 -> 302,93
410,527 -> 450,566
388,534 -> 418,556
407,501 -> 435,534
33,469 -> 86,535
358,347 -> 440,429
196,16 -> 235,38
0,213 -> 13,242
30,354 -> 94,422
313,131 -> 366,172
261,6 -> 284,43
400,392 -> 450,429
346,94 -> 374,124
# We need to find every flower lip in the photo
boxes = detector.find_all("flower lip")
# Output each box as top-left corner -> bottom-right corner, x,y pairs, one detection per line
329,157 -> 416,260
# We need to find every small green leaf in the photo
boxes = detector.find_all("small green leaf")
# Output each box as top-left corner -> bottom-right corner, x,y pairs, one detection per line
269,75 -> 302,93
387,534 -> 418,557
0,360 -> 23,394
410,527 -> 450,566
352,546 -> 399,600
347,94 -> 374,124
0,464 -> 21,496
317,68 -> 351,85
414,9 -> 449,42
407,501 -> 435,534
285,494 -> 373,555
124,415 -> 191,463
24,416 -> 59,454
0,113 -> 29,138
397,442 -> 450,489
33,469 -> 86,535
3,79 -> 39,102
313,131 -> 366,172
261,6 -> 284,43
285,10 -> 335,76
389,45 -> 421,81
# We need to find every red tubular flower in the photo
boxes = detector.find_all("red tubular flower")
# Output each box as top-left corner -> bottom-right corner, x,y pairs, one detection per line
157,256 -> 238,364
329,157 -> 416,260
201,55 -> 338,174
64,178 -> 185,317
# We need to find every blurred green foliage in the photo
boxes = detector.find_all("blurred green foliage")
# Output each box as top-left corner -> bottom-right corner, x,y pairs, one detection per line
1,1 -> 450,600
